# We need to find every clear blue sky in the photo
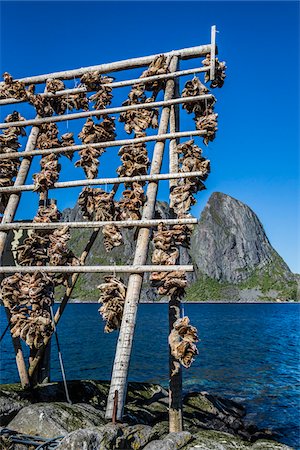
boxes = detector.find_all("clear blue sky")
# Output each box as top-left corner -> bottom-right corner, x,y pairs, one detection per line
0,1 -> 299,272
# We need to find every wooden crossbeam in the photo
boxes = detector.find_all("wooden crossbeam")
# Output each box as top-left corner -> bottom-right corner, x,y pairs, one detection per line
0,66 -> 210,106
0,170 -> 206,194
0,43 -> 212,86
0,217 -> 198,231
0,265 -> 194,274
0,130 -> 206,160
0,94 -> 214,130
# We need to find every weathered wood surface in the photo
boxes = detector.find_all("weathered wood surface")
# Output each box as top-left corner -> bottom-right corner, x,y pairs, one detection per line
0,66 -> 210,106
169,296 -> 183,432
0,264 -> 194,274
0,94 -> 214,130
0,130 -> 206,161
0,217 -> 198,231
168,75 -> 183,432
105,55 -> 179,420
0,170 -> 206,194
0,44 -> 212,86
0,121 -> 41,389
210,25 -> 217,80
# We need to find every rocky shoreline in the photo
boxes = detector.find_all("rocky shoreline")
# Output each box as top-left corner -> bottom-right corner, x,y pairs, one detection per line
0,380 -> 293,449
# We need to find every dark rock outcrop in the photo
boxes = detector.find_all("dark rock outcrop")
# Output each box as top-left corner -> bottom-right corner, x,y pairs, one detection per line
0,381 -> 291,449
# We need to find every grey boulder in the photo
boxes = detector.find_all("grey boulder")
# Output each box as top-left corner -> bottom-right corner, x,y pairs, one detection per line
8,402 -> 106,438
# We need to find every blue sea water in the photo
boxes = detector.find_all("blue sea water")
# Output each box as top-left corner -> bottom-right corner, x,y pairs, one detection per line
1,303 -> 299,449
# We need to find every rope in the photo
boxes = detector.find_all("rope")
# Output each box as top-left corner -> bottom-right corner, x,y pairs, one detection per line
0,427 -> 63,449
0,321 -> 10,343
50,306 -> 71,404
0,305 -> 18,343
181,301 -> 185,318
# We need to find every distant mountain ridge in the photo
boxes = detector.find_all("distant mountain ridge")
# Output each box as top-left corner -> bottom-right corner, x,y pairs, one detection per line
60,192 -> 298,302
2,193 -> 297,302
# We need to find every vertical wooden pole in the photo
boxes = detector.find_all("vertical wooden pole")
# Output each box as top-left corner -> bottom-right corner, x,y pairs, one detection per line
39,193 -> 52,385
1,124 -> 40,389
169,295 -> 183,432
105,56 -> 179,420
0,126 -> 40,261
210,25 -> 216,81
168,73 -> 183,432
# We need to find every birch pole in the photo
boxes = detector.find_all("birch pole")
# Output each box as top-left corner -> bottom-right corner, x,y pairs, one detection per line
0,123 -> 40,389
168,74 -> 183,432
105,55 -> 179,420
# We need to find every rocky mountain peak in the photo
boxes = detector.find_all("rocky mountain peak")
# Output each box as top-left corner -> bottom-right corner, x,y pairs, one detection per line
191,192 -> 292,283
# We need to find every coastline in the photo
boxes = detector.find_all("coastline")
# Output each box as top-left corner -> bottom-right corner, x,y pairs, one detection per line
57,300 -> 299,304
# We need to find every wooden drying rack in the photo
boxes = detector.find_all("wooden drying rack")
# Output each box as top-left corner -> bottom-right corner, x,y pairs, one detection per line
0,26 -> 219,431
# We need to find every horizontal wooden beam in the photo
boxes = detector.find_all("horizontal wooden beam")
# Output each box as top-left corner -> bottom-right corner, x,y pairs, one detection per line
0,264 -> 194,274
0,170 -> 205,194
0,217 -> 197,231
0,94 -> 214,130
0,44 -> 212,86
0,66 -> 210,106
0,130 -> 206,160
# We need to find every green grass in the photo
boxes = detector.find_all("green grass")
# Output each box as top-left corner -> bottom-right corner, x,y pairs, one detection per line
185,276 -> 236,302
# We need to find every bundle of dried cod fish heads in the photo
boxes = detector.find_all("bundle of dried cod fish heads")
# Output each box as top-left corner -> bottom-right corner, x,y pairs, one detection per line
36,123 -> 61,149
46,78 -> 65,93
46,78 -> 89,114
33,203 -> 61,223
16,231 -> 50,266
27,78 -> 89,117
33,153 -> 61,192
102,224 -> 123,252
1,272 -> 27,310
116,182 -> 146,221
202,53 -> 227,88
4,111 -> 26,137
0,72 -> 27,100
78,187 -> 123,251
88,75 -> 114,110
27,84 -> 54,117
36,123 -> 75,159
17,204 -> 58,260
81,72 -> 114,92
119,96 -> 159,135
169,316 -> 199,368
140,54 -> 169,94
181,77 -> 218,145
177,139 -> 210,179
0,112 -> 26,212
1,272 -> 55,349
48,226 -> 80,285
60,132 -> 75,160
151,270 -> 187,297
170,179 -> 205,217
79,116 -> 116,144
76,116 -> 116,178
78,187 -> 114,221
181,77 -> 212,114
195,112 -> 218,145
75,146 -> 105,179
98,275 -> 127,333
150,223 -> 188,297
117,141 -> 150,182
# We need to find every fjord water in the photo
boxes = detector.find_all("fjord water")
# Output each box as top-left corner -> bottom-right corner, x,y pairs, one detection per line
1,303 -> 299,449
